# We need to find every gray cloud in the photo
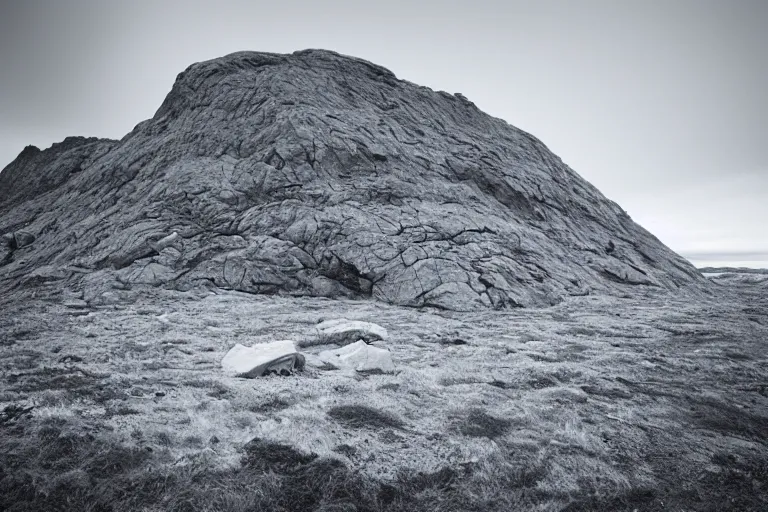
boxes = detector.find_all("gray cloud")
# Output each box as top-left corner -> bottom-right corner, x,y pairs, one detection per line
1,0 -> 766,266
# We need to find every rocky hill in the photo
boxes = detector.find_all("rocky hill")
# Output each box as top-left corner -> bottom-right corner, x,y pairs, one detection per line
0,50 -> 708,309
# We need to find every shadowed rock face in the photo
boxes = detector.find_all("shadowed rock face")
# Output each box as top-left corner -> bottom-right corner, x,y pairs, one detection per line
0,49 -> 708,309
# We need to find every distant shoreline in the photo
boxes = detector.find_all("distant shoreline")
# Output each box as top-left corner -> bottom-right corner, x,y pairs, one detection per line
698,266 -> 768,274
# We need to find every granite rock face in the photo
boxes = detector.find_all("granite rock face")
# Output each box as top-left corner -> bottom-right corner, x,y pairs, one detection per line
0,50 -> 708,309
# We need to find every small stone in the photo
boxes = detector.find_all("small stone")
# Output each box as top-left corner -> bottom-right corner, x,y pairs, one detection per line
10,231 -> 35,249
58,355 -> 84,363
315,319 -> 388,346
63,299 -> 88,309
439,336 -> 467,345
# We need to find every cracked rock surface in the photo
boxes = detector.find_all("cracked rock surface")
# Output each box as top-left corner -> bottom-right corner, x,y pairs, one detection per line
0,50 -> 708,309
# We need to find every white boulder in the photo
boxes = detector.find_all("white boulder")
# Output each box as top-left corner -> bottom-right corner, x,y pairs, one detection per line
222,340 -> 305,378
315,319 -> 388,346
318,340 -> 395,373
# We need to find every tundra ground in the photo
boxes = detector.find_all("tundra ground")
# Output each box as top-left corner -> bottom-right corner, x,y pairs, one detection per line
0,278 -> 766,511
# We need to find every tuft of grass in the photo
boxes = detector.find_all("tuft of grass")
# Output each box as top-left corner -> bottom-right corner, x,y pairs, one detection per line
438,375 -> 486,386
580,384 -> 632,400
568,326 -> 600,337
488,379 -> 511,389
527,375 -> 559,389
154,432 -> 173,447
699,451 -> 768,511
58,354 -> 84,363
328,405 -> 405,430
104,405 -> 141,417
234,415 -> 253,428
550,312 -> 573,323
207,386 -> 231,399
560,487 -> 658,511
526,353 -> 560,363
85,445 -> 151,478
8,367 -> 95,392
517,331 -> 539,343
241,437 -> 318,473
10,328 -> 34,340
181,378 -> 232,398
357,368 -> 388,376
439,336 -> 468,345
723,350 -> 752,361
183,435 -> 204,448
248,396 -> 292,413
456,408 -> 512,439
333,444 -> 357,457
688,396 -> 768,440
182,378 -> 222,388
0,403 -> 34,425
1,415 -> 765,512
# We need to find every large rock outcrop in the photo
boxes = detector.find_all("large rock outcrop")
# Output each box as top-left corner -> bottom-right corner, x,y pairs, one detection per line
0,50 -> 708,309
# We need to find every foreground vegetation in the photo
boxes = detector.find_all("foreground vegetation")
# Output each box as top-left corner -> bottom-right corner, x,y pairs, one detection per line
1,279 -> 766,511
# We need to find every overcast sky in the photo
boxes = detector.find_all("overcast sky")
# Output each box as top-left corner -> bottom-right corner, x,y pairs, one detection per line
1,0 -> 766,267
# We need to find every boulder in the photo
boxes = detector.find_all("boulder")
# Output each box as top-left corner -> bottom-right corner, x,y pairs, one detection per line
12,231 -> 35,249
318,340 -> 395,373
222,340 -> 305,378
315,319 -> 388,346
2,231 -> 35,250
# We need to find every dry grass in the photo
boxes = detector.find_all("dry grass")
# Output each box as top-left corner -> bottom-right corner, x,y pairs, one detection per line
0,285 -> 766,510
454,408 -> 512,438
327,404 -> 405,430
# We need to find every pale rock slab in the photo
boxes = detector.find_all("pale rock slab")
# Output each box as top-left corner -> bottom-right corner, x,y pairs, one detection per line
315,319 -> 388,345
221,340 -> 305,378
318,340 -> 395,373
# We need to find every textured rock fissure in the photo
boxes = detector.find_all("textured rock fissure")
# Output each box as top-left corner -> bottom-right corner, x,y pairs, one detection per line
0,49 -> 710,309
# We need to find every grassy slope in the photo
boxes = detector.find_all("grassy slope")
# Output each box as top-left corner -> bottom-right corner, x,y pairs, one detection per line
0,283 -> 766,511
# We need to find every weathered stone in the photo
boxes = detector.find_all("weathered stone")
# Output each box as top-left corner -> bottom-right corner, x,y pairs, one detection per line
318,340 -> 395,373
151,232 -> 181,253
63,299 -> 88,309
0,50 -> 710,308
12,231 -> 35,249
1,231 -> 35,251
221,340 -> 305,377
315,319 -> 388,345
